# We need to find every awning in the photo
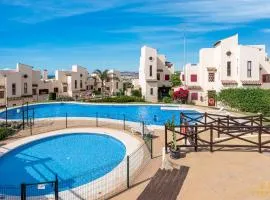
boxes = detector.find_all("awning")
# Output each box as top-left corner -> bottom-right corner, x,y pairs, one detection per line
241,80 -> 262,85
221,80 -> 238,85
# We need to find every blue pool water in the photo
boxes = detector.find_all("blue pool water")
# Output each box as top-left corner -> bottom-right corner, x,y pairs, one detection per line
0,133 -> 126,195
0,103 -> 200,125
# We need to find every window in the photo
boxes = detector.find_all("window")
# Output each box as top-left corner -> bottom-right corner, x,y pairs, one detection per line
227,61 -> 231,76
165,74 -> 170,81
157,73 -> 160,80
208,73 -> 215,82
182,75 -> 185,81
190,74 -> 197,82
39,89 -> 49,95
12,83 -> 16,95
149,65 -> 152,77
247,61 -> 252,77
90,85 -> 94,90
149,56 -> 153,61
98,88 -> 101,92
80,80 -> 83,88
24,83 -> 27,94
0,91 -> 4,99
262,74 -> 270,83
116,82 -> 119,89
106,87 -> 110,91
63,86 -> 67,92
191,93 -> 198,100
150,88 -> 154,95
54,87 -> 59,93
32,89 -> 37,95
75,80 -> 77,89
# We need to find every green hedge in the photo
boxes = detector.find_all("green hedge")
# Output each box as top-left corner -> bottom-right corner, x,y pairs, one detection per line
162,97 -> 173,103
86,96 -> 145,103
0,128 -> 16,140
131,89 -> 142,97
48,93 -> 57,100
218,88 -> 270,116
56,96 -> 75,101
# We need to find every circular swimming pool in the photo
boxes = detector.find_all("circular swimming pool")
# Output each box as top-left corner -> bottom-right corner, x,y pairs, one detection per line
0,103 -> 200,125
0,133 -> 126,195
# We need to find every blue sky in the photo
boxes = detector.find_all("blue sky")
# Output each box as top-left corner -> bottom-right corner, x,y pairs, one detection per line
0,0 -> 270,74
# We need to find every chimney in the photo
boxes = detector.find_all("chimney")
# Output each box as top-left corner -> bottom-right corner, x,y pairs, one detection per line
43,69 -> 48,80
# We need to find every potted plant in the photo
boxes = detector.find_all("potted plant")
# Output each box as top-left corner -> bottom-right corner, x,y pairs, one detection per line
166,116 -> 181,159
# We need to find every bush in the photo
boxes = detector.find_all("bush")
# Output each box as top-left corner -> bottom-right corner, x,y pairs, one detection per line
131,89 -> 142,97
56,95 -> 75,101
48,93 -> 57,100
163,97 -> 173,103
218,88 -> 270,116
0,128 -> 16,140
86,96 -> 145,103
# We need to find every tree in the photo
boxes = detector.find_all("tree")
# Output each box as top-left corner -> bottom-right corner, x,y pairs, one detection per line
93,69 -> 109,96
171,72 -> 182,87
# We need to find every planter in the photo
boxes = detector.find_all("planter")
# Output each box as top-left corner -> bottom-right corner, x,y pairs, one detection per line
170,147 -> 181,159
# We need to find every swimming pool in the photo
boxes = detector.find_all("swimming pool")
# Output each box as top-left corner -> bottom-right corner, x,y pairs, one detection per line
0,133 -> 126,195
0,103 -> 201,125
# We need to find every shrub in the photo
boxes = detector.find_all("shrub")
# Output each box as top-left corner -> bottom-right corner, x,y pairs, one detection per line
218,88 -> 270,116
86,96 -> 145,103
131,89 -> 142,97
56,95 -> 75,101
163,97 -> 173,103
0,128 -> 16,140
173,88 -> 189,103
48,93 -> 57,100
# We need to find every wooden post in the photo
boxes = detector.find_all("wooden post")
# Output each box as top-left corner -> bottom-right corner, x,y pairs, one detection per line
210,124 -> 213,152
180,112 -> 184,125
204,112 -> 207,130
165,125 -> 168,153
227,115 -> 229,134
194,123 -> 198,152
251,116 -> 253,135
217,118 -> 220,138
258,114 -> 262,153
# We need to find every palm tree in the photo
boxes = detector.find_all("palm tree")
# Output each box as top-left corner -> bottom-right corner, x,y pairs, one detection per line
93,69 -> 109,96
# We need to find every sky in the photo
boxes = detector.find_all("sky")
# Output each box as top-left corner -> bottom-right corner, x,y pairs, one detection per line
0,0 -> 270,74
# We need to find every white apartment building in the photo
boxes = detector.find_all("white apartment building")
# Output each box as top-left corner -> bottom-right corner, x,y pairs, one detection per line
88,69 -> 123,96
0,63 -> 123,107
182,34 -> 270,106
139,46 -> 174,102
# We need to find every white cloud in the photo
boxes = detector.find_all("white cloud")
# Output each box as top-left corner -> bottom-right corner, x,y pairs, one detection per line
109,23 -> 238,34
1,0 -> 136,23
126,0 -> 270,24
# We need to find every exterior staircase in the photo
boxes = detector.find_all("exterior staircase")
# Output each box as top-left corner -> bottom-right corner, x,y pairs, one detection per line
137,166 -> 189,200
